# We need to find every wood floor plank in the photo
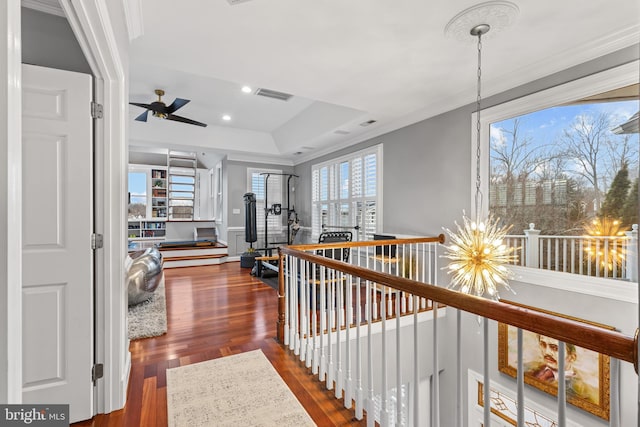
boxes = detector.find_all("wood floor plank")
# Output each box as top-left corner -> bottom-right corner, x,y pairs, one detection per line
72,262 -> 367,426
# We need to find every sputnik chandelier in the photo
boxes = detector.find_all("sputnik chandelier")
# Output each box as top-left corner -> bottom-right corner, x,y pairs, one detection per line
442,2 -> 519,299
584,217 -> 627,273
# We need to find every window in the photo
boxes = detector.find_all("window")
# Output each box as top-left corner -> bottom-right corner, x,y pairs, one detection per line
128,171 -> 147,219
477,61 -> 639,292
311,144 -> 382,241
127,166 -> 167,219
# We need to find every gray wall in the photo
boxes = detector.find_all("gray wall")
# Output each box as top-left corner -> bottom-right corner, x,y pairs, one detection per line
294,45 -> 639,426
22,7 -> 91,74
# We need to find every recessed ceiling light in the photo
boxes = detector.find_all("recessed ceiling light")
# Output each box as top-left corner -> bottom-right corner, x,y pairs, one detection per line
222,115 -> 231,121
241,86 -> 252,93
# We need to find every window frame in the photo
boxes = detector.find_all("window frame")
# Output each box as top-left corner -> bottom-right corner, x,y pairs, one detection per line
311,144 -> 383,241
473,60 -> 639,301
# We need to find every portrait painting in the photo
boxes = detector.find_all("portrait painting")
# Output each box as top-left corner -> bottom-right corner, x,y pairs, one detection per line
497,301 -> 611,420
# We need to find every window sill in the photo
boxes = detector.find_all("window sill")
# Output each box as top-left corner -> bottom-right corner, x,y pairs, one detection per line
509,265 -> 637,303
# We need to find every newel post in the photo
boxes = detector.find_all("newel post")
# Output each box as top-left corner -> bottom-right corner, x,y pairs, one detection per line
276,248 -> 286,343
625,224 -> 638,282
524,223 -> 540,268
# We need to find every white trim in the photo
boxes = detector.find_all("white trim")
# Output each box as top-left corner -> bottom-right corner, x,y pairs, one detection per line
471,60 -> 639,300
21,0 -> 66,17
227,152 -> 294,166
0,0 -> 23,404
510,266 -> 637,303
227,226 -> 245,232
123,0 -> 144,41
61,0 -> 129,414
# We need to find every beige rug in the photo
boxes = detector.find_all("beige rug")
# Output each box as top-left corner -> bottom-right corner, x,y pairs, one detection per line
128,278 -> 167,340
166,349 -> 315,427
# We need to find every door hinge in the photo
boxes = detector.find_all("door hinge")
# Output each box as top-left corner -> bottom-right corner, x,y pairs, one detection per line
91,233 -> 104,250
92,363 -> 104,383
91,102 -> 103,119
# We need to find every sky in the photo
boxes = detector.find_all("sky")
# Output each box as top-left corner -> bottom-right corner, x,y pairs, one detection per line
491,100 -> 638,152
490,99 -> 639,184
129,171 -> 147,195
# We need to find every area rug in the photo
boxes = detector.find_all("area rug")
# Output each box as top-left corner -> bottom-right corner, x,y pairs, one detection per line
166,349 -> 315,427
128,277 -> 167,340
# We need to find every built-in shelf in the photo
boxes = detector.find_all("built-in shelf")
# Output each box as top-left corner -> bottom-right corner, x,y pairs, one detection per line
128,219 -> 167,240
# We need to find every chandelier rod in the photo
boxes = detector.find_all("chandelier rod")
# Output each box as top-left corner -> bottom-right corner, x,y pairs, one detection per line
471,24 -> 490,220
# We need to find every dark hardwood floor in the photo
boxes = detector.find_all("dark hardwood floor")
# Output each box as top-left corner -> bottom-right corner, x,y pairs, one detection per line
73,262 -> 367,426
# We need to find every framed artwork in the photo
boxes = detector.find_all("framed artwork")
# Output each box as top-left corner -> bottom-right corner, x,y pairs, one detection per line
497,300 -> 611,420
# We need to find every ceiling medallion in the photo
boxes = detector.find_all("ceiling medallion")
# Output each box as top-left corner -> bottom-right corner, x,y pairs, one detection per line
444,1 -> 519,42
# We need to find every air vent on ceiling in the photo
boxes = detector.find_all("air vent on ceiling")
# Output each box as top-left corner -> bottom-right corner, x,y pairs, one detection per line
254,88 -> 293,101
334,130 -> 350,135
359,119 -> 377,127
227,0 -> 254,5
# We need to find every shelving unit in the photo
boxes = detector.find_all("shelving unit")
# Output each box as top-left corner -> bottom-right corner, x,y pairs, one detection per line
151,168 -> 167,218
128,219 -> 167,240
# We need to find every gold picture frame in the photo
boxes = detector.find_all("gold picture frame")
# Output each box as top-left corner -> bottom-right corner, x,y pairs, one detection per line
497,300 -> 611,420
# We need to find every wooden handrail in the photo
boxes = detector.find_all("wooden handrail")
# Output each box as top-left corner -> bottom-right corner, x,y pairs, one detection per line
288,234 -> 445,252
279,246 -> 638,369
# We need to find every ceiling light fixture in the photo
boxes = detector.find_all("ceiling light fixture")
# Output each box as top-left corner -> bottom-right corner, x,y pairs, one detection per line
222,115 -> 231,121
442,4 -> 518,300
241,86 -> 252,93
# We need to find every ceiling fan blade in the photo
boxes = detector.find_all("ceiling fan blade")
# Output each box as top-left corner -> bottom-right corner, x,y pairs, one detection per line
167,98 -> 190,114
129,102 -> 152,109
166,114 -> 207,127
135,110 -> 149,122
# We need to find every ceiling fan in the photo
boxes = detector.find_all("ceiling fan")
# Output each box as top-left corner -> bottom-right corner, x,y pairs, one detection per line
130,89 -> 207,127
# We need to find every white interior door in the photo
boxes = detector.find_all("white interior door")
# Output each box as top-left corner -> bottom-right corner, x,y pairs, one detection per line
21,64 -> 94,422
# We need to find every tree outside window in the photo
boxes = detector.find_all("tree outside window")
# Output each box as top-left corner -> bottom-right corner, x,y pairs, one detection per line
490,99 -> 639,236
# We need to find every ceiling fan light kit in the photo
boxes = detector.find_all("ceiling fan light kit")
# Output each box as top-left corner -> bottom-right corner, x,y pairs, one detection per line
130,89 -> 208,127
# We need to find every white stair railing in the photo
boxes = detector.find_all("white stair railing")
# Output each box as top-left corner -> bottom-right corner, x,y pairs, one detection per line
278,236 -> 637,427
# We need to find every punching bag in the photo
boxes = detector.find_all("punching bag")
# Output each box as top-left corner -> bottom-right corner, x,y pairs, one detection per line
243,192 -> 257,245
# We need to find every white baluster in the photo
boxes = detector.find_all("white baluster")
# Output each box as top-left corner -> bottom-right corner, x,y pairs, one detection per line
335,272 -> 343,399
558,342 -> 566,427
355,277 -> 364,420
610,358 -> 620,427
381,285 -> 389,426
319,266 -> 327,383
517,328 -> 524,426
367,279 -> 375,427
305,262 -> 313,367
327,267 -> 334,391
396,290 -> 402,426
312,263 -> 319,375
432,302 -> 440,427
415,296 -> 421,427
299,260 -> 307,361
344,274 -> 352,408
284,255 -> 290,347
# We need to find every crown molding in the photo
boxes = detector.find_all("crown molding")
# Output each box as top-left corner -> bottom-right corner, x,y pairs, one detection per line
123,0 -> 143,41
21,0 -> 65,17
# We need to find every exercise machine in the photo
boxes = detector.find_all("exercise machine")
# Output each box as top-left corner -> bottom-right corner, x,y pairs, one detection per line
260,172 -> 299,249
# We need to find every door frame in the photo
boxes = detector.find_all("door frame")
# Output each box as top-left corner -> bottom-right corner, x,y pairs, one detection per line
60,0 -> 131,414
1,0 -> 132,414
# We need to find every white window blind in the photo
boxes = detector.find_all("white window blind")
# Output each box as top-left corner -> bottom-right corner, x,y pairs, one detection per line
311,144 -> 382,241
